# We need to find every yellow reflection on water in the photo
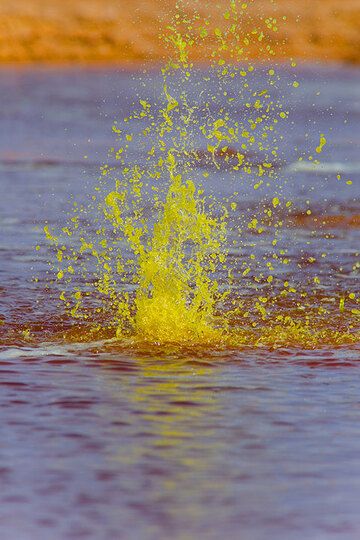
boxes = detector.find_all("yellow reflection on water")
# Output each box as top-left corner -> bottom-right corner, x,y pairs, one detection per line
101,356 -> 228,528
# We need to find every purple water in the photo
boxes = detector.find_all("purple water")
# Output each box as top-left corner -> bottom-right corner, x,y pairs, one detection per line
0,64 -> 359,539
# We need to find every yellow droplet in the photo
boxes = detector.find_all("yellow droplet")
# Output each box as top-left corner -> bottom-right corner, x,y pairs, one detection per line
272,197 -> 280,208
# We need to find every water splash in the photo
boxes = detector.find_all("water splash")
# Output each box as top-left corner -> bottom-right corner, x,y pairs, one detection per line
43,0 -> 359,349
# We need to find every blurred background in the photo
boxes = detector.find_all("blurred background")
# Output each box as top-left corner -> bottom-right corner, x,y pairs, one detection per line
0,0 -> 359,65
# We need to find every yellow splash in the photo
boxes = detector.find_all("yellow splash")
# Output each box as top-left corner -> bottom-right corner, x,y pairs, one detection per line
43,0 -> 359,349
133,164 -> 226,344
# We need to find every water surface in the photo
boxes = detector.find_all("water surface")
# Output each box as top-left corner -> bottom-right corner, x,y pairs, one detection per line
0,65 -> 359,539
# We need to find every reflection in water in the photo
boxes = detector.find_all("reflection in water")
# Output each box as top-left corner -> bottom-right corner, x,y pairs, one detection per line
0,346 -> 360,539
100,357 -> 228,536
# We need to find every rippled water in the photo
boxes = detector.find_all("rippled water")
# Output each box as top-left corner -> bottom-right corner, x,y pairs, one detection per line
0,65 -> 359,539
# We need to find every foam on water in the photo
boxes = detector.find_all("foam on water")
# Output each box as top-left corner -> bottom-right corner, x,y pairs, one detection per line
287,161 -> 360,173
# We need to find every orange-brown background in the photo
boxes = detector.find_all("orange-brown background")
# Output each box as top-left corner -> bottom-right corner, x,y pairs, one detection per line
0,0 -> 359,64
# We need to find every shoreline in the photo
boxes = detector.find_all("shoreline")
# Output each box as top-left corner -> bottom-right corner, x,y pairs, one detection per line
0,0 -> 359,66
0,59 -> 358,72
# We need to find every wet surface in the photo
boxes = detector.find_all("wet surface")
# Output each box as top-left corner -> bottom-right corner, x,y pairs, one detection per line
0,65 -> 359,539
1,346 -> 360,539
